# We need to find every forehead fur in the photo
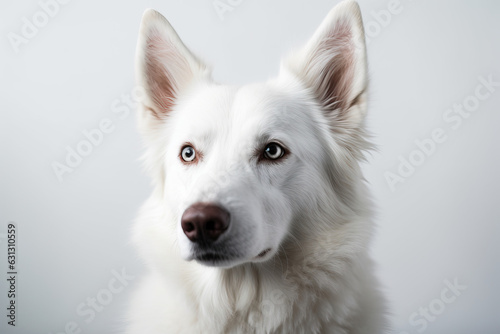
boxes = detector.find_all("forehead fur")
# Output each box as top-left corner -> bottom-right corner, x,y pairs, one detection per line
169,79 -> 324,147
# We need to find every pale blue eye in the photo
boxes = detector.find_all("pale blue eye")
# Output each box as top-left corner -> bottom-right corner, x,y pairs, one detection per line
181,146 -> 196,162
264,143 -> 284,160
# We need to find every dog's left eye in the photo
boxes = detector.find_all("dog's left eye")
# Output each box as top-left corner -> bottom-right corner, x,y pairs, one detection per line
263,143 -> 285,160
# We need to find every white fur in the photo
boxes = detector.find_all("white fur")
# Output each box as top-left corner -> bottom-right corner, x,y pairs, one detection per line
127,1 -> 387,333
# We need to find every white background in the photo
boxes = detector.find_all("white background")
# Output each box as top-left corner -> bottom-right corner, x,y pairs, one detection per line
1,0 -> 499,333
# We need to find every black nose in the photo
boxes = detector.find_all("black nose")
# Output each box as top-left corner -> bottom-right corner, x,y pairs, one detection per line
181,203 -> 230,243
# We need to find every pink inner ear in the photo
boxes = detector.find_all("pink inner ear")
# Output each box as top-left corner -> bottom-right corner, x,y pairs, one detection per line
144,29 -> 180,118
313,19 -> 356,114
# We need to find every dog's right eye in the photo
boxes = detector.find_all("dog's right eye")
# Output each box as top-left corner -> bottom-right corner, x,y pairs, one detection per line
180,145 -> 197,163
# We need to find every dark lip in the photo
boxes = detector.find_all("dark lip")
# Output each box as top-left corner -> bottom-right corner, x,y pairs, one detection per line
257,248 -> 271,257
194,252 -> 230,263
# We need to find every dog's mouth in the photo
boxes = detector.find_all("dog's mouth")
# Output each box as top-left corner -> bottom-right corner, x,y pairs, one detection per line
196,252 -> 228,262
193,248 -> 273,266
192,250 -> 236,266
256,248 -> 271,258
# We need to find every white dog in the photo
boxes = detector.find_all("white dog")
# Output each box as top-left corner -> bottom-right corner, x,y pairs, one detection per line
127,1 -> 387,333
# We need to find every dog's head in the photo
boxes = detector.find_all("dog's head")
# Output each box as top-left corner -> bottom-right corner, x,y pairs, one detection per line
135,0 -> 369,268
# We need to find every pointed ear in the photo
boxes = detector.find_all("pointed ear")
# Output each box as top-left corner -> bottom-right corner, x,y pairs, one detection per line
135,9 -> 210,124
283,0 -> 367,127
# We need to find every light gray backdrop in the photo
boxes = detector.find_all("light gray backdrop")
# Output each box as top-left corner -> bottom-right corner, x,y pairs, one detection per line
1,0 -> 499,333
